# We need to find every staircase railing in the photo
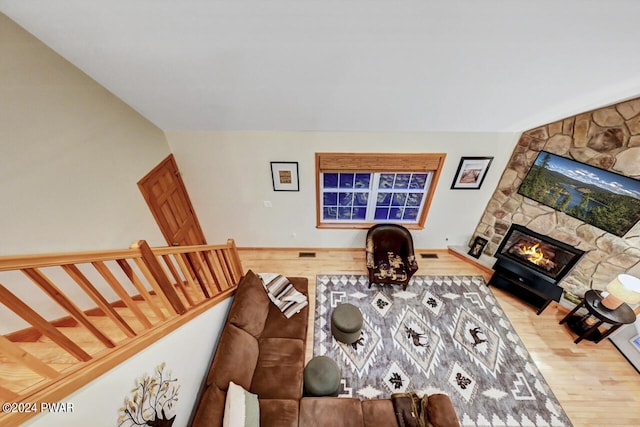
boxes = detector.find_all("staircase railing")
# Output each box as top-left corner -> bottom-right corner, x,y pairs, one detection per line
0,239 -> 243,426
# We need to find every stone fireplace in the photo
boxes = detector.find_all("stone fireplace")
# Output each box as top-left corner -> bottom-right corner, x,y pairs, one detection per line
489,224 -> 584,313
471,96 -> 640,303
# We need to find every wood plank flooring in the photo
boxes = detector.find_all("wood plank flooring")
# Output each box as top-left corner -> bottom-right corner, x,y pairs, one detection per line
239,247 -> 640,427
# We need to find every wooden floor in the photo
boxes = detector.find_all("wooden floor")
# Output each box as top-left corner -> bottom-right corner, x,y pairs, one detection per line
239,247 -> 640,427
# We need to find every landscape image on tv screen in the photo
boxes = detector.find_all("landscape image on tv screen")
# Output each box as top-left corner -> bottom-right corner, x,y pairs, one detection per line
518,151 -> 640,237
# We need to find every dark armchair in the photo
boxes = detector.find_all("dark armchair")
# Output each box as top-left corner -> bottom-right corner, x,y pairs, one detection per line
366,224 -> 419,290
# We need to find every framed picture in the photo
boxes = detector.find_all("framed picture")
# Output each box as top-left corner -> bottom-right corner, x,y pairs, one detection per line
271,161 -> 299,191
451,157 -> 493,189
630,333 -> 640,353
468,236 -> 489,258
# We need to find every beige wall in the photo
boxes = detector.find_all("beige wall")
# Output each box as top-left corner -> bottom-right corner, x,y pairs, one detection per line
166,131 -> 519,249
0,13 -> 170,256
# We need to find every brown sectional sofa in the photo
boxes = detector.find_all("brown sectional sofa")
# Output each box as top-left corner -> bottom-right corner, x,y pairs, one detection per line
190,270 -> 460,427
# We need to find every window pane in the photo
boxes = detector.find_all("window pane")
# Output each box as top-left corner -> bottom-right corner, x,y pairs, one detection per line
339,192 -> 353,206
375,207 -> 389,220
379,174 -> 395,189
323,192 -> 338,206
323,173 -> 338,188
409,174 -> 427,189
391,193 -> 407,206
338,207 -> 352,220
404,208 -> 419,220
394,174 -> 411,189
323,207 -> 337,220
406,193 -> 423,206
390,208 -> 404,219
339,173 -> 354,188
377,193 -> 392,206
353,207 -> 366,220
354,173 -> 371,188
354,192 -> 368,206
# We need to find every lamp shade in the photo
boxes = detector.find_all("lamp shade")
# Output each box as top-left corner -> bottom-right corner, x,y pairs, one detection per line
601,274 -> 640,310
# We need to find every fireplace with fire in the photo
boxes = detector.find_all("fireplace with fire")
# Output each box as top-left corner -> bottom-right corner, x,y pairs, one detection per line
489,224 -> 584,314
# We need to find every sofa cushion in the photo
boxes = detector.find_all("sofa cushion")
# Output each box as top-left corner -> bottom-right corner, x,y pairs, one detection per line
206,324 -> 259,391
362,399 -> 399,427
251,338 -> 305,399
258,399 -> 299,427
223,381 -> 259,427
259,274 -> 308,318
190,385 -> 226,427
299,397 -> 365,427
228,270 -> 270,338
260,277 -> 309,340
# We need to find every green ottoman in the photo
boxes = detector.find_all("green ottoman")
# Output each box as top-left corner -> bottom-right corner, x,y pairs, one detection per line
331,303 -> 363,344
303,356 -> 341,397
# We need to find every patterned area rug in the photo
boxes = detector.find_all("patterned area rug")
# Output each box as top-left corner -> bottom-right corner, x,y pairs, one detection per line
313,274 -> 572,427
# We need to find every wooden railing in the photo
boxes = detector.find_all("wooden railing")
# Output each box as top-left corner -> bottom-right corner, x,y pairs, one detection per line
0,239 -> 243,426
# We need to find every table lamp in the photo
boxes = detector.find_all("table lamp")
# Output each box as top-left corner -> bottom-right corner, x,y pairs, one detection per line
601,274 -> 640,310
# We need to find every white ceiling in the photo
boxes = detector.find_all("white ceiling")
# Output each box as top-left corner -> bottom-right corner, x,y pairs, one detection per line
3,1 -> 640,133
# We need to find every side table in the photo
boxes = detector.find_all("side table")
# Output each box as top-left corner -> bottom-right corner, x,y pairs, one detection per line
559,289 -> 636,344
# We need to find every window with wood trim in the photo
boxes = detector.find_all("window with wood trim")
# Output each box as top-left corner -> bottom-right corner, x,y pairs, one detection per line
315,153 -> 446,229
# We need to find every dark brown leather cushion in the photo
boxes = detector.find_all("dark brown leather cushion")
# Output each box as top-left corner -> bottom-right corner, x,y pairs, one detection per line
251,337 -> 305,399
206,323 -> 259,390
259,399 -> 299,427
227,270 -> 270,337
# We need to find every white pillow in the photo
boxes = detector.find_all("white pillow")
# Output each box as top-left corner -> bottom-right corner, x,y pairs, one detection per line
222,381 -> 260,427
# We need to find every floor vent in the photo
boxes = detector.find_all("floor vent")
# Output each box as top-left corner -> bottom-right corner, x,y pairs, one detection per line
420,253 -> 439,259
298,252 -> 317,258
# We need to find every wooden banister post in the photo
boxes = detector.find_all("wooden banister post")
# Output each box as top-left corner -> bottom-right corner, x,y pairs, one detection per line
227,238 -> 244,282
131,240 -> 187,315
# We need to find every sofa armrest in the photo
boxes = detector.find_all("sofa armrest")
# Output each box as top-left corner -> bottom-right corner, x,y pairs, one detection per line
190,385 -> 226,427
426,394 -> 460,427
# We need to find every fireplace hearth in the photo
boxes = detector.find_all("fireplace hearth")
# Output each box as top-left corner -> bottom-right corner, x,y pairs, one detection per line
488,224 -> 584,314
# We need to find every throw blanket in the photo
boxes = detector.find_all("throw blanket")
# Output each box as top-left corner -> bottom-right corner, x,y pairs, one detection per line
258,273 -> 308,318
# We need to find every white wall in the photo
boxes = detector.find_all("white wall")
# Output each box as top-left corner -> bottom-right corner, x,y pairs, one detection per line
0,13 -> 170,256
166,131 -> 519,248
23,299 -> 231,427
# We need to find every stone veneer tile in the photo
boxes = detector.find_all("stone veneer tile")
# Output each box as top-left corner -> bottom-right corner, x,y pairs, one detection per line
614,147 -> 640,175
618,98 -> 640,120
592,107 -> 625,127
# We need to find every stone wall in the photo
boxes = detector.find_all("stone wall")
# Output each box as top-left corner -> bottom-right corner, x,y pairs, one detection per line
472,96 -> 640,300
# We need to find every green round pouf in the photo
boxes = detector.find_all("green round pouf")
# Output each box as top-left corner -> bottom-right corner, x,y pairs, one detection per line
303,356 -> 341,397
331,303 -> 363,344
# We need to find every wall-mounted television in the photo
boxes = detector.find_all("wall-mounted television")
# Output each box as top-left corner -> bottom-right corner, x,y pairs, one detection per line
518,151 -> 640,237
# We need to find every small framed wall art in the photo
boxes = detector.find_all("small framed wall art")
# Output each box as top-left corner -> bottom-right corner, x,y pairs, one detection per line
468,236 -> 489,258
451,157 -> 493,190
271,161 -> 299,191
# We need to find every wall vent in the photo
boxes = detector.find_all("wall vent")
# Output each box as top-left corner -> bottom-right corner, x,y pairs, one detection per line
420,253 -> 439,259
298,252 -> 317,258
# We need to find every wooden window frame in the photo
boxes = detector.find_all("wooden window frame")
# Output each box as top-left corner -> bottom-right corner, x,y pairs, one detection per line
315,153 -> 446,229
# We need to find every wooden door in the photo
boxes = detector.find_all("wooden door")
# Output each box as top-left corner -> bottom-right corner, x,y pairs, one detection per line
138,154 -> 207,246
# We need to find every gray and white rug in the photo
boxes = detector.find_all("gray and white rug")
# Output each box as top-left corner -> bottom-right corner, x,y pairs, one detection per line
313,274 -> 572,427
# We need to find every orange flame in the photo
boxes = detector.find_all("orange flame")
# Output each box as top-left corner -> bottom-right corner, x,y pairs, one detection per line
521,243 -> 547,265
